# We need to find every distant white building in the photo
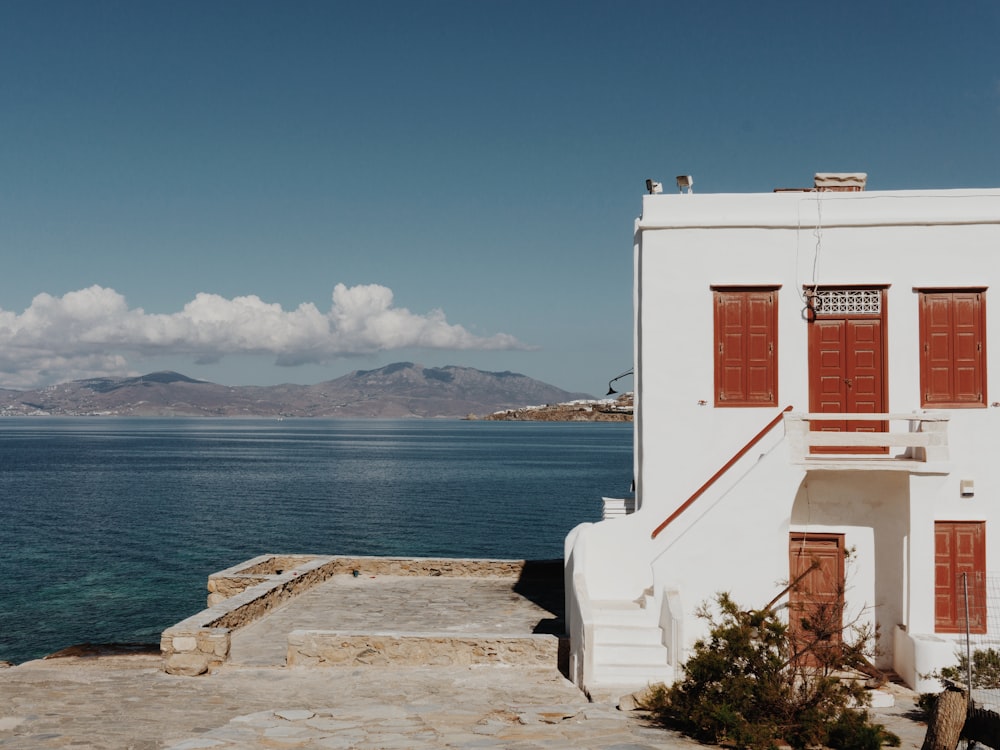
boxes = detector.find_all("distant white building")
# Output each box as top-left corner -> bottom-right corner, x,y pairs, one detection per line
565,173 -> 1000,699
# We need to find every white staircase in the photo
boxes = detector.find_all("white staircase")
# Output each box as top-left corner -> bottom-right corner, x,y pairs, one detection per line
588,589 -> 673,699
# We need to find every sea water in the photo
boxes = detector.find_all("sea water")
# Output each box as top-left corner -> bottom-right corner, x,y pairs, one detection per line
0,418 -> 632,664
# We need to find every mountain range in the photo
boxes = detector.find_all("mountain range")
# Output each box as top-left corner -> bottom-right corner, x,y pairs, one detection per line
0,363 -> 595,419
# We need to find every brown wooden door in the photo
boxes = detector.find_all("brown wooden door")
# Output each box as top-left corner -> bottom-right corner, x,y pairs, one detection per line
789,533 -> 845,664
808,297 -> 887,452
935,521 -> 986,634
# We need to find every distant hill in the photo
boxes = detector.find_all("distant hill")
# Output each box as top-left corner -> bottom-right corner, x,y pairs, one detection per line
0,363 -> 595,419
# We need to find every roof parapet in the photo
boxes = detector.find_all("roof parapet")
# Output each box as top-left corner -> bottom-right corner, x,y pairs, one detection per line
773,172 -> 868,193
813,172 -> 867,191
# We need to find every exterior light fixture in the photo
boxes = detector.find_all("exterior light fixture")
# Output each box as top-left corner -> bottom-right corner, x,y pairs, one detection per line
676,175 -> 693,193
645,179 -> 663,194
606,369 -> 634,396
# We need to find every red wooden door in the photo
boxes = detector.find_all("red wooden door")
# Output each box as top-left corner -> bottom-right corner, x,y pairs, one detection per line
935,521 -> 986,634
808,299 -> 887,452
789,534 -> 845,664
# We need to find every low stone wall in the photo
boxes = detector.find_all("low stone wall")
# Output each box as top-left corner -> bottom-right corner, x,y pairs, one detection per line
207,554 -> 320,606
286,630 -> 562,668
317,556 -> 540,579
162,554 -> 339,676
207,556 -> 541,609
162,554 -> 552,676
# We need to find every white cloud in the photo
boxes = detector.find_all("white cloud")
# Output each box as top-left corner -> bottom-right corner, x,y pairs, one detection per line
0,283 -> 530,388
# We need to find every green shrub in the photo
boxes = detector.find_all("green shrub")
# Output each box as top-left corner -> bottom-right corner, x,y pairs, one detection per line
645,592 -> 900,750
827,708 -> 902,750
917,692 -> 938,718
940,648 -> 1000,689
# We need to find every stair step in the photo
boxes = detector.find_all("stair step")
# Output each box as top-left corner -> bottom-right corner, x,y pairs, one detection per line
591,598 -> 646,611
593,663 -> 674,686
592,607 -> 657,626
596,643 -> 668,666
587,684 -> 663,704
594,625 -> 664,646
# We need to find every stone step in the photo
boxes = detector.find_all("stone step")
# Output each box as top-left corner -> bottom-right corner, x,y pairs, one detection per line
285,630 -> 566,669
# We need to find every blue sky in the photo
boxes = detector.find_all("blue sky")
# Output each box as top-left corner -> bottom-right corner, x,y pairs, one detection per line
2,2 -> 998,395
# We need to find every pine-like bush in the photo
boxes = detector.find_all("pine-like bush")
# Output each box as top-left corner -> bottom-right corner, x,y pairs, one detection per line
646,592 -> 900,750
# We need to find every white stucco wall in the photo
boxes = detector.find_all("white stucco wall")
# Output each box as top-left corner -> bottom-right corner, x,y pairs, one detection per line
635,190 -> 999,526
569,186 -> 1000,690
636,191 -> 1000,521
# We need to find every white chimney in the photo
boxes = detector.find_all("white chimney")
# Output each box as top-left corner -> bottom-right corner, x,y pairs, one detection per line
814,172 -> 867,192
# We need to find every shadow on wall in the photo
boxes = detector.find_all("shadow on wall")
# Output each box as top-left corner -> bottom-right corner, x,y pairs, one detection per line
789,472 -> 910,672
513,558 -> 569,675
513,559 -> 565,633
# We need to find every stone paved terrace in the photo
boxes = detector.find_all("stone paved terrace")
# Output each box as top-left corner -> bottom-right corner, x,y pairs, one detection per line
228,567 -> 565,667
0,556 -> 932,748
161,556 -> 569,676
0,652 -> 929,749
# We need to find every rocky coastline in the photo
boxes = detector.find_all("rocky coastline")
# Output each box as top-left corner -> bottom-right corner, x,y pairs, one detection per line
472,393 -> 633,422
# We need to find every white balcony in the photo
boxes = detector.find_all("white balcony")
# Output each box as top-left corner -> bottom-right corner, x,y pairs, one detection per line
784,412 -> 950,473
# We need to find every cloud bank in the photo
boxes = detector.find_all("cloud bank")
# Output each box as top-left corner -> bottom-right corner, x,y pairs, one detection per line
0,284 -> 529,389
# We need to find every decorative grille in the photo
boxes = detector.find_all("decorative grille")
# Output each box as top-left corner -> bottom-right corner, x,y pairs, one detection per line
811,289 -> 882,316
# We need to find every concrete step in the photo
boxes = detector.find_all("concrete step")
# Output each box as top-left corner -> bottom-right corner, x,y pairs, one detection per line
587,683 -> 662,705
591,662 -> 674,688
590,606 -> 657,627
593,624 -> 664,646
591,599 -> 645,611
596,642 -> 668,667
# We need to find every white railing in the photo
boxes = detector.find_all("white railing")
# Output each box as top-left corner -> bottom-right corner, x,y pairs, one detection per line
785,412 -> 950,466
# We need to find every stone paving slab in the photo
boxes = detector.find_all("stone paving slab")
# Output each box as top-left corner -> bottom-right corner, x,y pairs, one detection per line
228,573 -> 562,666
0,655 -> 677,749
0,655 -> 928,750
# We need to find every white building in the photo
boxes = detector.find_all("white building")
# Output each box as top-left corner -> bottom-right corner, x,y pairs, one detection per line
565,173 -> 1000,699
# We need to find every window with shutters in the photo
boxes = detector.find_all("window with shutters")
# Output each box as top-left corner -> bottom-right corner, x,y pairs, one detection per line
935,521 -> 986,634
918,289 -> 987,408
713,287 -> 778,407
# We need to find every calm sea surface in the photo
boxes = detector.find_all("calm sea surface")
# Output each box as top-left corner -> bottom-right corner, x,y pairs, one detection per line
0,418 -> 632,664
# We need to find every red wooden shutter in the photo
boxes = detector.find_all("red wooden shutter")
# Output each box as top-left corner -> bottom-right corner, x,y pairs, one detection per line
922,293 -> 954,404
745,292 -> 775,402
921,291 -> 986,407
717,292 -> 748,403
714,289 -> 777,407
953,292 -> 985,404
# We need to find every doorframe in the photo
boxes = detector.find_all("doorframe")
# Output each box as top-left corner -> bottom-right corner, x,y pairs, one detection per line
806,286 -> 890,452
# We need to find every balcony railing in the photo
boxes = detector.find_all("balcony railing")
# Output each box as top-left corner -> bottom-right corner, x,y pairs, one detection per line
785,412 -> 950,468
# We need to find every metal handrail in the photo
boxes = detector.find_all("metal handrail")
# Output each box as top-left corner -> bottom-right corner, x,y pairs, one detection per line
650,405 -> 793,539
